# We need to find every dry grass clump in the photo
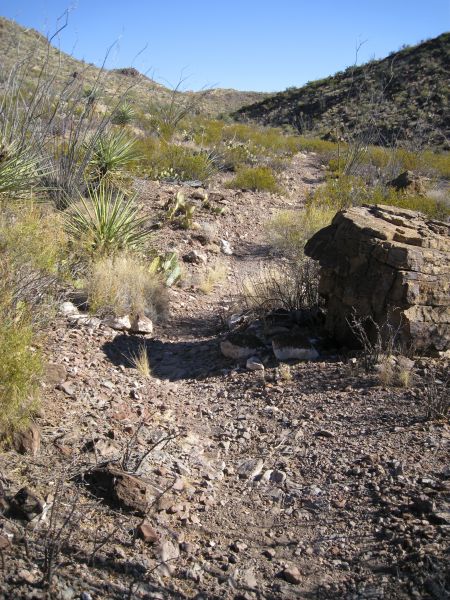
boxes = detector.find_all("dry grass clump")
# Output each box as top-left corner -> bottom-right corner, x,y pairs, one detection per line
129,343 -> 151,378
198,261 -> 228,295
0,288 -> 42,435
87,253 -> 168,320
267,205 -> 335,259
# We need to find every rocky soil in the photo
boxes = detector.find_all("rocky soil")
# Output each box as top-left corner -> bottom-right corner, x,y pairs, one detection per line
0,153 -> 449,600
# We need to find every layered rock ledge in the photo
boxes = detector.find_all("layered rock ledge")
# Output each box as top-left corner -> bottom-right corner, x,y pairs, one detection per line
305,204 -> 450,352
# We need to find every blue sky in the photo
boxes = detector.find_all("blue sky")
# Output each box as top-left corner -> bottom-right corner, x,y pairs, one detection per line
1,1 -> 449,91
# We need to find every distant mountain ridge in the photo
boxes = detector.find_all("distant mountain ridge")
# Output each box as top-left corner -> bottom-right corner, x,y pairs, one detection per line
0,16 -> 269,117
234,33 -> 450,149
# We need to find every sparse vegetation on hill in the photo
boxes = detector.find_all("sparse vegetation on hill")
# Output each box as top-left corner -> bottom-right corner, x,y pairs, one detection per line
235,33 -> 450,149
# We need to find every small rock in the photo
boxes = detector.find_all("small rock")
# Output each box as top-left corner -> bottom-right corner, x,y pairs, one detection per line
103,315 -> 132,331
85,465 -> 159,515
246,356 -> 265,371
220,239 -> 233,255
315,429 -> 335,439
60,301 -> 79,316
130,315 -> 153,334
58,382 -> 76,397
8,487 -> 44,521
241,568 -> 257,589
281,565 -> 301,584
13,423 -> 41,456
137,522 -> 159,544
183,250 -> 207,264
230,541 -> 248,553
238,458 -> 264,480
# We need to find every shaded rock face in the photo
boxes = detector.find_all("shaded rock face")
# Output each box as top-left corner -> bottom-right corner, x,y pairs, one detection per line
304,205 -> 450,352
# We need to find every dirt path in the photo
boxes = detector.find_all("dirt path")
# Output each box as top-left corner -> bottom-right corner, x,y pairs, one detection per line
1,153 -> 449,600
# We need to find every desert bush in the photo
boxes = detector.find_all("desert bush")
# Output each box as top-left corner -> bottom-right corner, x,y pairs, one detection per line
238,259 -> 320,315
0,290 -> 42,435
227,166 -> 279,192
65,184 -> 151,256
87,253 -> 168,320
139,140 -> 218,182
0,203 -> 67,274
308,175 -> 450,220
347,311 -> 406,374
372,187 -> 450,220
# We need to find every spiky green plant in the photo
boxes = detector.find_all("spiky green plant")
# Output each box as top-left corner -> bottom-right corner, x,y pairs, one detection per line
112,102 -> 136,126
87,129 -> 141,182
65,184 -> 151,255
0,141 -> 46,199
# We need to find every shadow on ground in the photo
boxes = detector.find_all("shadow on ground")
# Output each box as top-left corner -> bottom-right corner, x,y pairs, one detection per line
102,334 -> 229,381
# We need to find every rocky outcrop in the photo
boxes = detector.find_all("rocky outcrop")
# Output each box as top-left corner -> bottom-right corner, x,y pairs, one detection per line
304,205 -> 450,352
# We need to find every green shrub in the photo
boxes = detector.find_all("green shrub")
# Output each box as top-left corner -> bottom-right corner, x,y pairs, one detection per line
0,291 -> 42,435
266,206 -> 336,258
0,203 -> 67,274
139,140 -> 218,182
308,174 -> 450,220
65,184 -> 152,256
227,166 -> 279,192
87,253 -> 168,320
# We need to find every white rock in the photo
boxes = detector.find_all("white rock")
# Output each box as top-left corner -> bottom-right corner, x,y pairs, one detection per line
246,356 -> 265,371
103,315 -> 131,331
220,239 -> 233,255
60,301 -> 79,316
130,315 -> 153,334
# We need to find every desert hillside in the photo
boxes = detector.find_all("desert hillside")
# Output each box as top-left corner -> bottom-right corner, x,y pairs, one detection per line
235,33 -> 450,149
0,16 -> 269,117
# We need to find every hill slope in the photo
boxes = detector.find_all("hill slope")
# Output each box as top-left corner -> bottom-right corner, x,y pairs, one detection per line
0,16 -> 269,117
235,34 -> 450,148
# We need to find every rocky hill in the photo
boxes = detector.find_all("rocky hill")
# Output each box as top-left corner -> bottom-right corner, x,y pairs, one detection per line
235,33 -> 450,148
0,17 -> 269,117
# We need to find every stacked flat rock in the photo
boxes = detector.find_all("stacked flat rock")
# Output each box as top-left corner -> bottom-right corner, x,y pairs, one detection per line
304,204 -> 450,352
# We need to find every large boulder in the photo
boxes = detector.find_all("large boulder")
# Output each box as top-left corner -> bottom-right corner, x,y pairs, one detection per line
304,205 -> 450,352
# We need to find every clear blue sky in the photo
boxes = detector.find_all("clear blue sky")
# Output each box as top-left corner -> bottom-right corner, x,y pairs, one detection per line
1,1 -> 449,92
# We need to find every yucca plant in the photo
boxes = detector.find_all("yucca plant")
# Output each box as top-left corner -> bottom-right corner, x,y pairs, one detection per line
65,184 -> 151,255
112,102 -> 136,126
87,129 -> 141,183
0,140 -> 48,199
